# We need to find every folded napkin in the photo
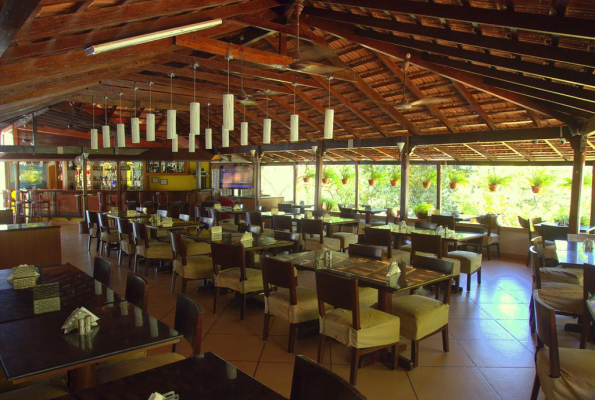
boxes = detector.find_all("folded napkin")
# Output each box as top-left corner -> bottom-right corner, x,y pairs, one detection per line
149,392 -> 178,400
62,307 -> 100,334
386,261 -> 401,277
240,232 -> 253,242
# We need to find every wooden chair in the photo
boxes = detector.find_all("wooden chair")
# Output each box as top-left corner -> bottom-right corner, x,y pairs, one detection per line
116,218 -> 136,269
98,213 -> 120,256
285,207 -> 302,215
364,227 -> 410,265
131,221 -> 172,276
290,355 -> 366,400
518,216 -> 539,266
530,291 -> 595,400
156,192 -> 169,212
93,257 -> 112,288
85,210 -> 100,252
211,242 -> 264,320
580,263 -> 595,349
410,232 -> 463,289
531,237 -> 582,285
537,224 -> 568,244
198,216 -> 214,230
331,212 -> 360,252
390,255 -> 454,367
97,191 -> 114,213
169,192 -> 188,218
125,272 -> 148,312
170,231 -> 213,293
316,270 -> 400,385
429,214 -> 456,230
178,213 -> 190,222
300,219 -> 341,252
531,235 -> 558,264
28,190 -> 50,222
262,257 -> 320,353
272,215 -> 293,232
446,228 -> 483,292
246,211 -> 273,236
273,230 -> 302,254
479,214 -> 501,260
97,294 -> 203,384
0,209 -> 12,224
278,203 -> 296,212
124,192 -> 139,210
139,192 -> 156,214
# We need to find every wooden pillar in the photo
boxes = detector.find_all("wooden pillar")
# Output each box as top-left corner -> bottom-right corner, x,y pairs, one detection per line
293,162 -> 298,204
314,142 -> 324,211
14,162 -> 20,221
400,139 -> 410,221
569,135 -> 586,234
591,162 -> 595,226
116,161 -> 122,210
254,149 -> 261,209
196,162 -> 201,189
82,158 -> 88,215
436,163 -> 442,213
354,162 -> 360,208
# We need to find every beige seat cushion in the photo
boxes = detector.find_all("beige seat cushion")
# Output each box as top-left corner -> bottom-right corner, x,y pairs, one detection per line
100,231 -> 120,243
446,251 -> 482,275
541,267 -> 583,286
303,237 -> 341,252
0,382 -> 70,400
97,353 -> 185,384
418,254 -> 461,276
536,346 -> 595,399
215,267 -> 263,294
321,307 -> 400,348
221,222 -> 239,231
186,241 -> 211,256
89,227 -> 98,236
332,232 -> 359,250
400,244 -> 411,252
544,245 -> 557,260
359,287 -> 379,307
391,295 -> 449,340
266,286 -> 326,324
173,255 -> 213,280
482,233 -> 499,245
137,243 -> 172,260
120,239 -> 136,255
537,282 -> 583,315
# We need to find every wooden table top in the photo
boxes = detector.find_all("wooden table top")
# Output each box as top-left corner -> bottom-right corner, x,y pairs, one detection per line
106,211 -> 150,219
273,251 -> 453,293
372,225 -> 484,242
145,219 -> 202,230
535,222 -> 595,233
555,240 -> 595,266
433,214 -> 481,222
56,352 -> 284,400
0,222 -> 60,232
183,230 -> 294,252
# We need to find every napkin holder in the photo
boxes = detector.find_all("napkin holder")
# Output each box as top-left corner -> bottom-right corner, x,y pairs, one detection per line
7,264 -> 40,289
386,261 -> 401,277
315,247 -> 332,269
305,211 -> 312,219
62,307 -> 99,334
149,392 -> 179,400
162,217 -> 173,227
211,226 -> 223,241
214,204 -> 222,211
240,232 -> 253,242
271,208 -> 279,215
33,283 -> 61,314
233,204 -> 241,211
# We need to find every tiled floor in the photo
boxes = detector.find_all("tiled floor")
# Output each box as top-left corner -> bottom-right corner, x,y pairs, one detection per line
59,221 -> 591,399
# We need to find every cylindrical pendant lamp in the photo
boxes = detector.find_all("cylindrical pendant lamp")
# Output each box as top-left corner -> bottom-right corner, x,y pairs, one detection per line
102,125 -> 110,148
172,134 -> 178,152
131,117 -> 140,143
324,109 -> 334,139
290,114 -> 299,142
190,102 -> 200,135
222,128 -> 229,148
263,118 -> 271,144
222,94 -> 234,131
117,123 -> 126,147
166,109 -> 176,139
90,129 -> 98,150
205,128 -> 212,150
146,113 -> 155,141
189,134 -> 196,153
240,122 -> 248,146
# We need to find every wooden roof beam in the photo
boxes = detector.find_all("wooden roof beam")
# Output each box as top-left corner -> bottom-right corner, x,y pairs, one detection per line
501,141 -> 533,161
0,0 -> 41,57
463,143 -> 493,160
543,139 -> 569,161
270,95 -> 324,135
452,82 -> 496,130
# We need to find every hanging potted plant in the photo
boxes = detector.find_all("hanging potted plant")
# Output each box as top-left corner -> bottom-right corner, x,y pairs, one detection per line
339,166 -> 354,185
302,167 -> 315,183
366,166 -> 383,186
527,169 -> 554,194
389,167 -> 401,186
447,170 -> 469,190
487,171 -> 511,192
421,169 -> 437,189
413,202 -> 433,220
321,198 -> 338,211
321,168 -> 334,185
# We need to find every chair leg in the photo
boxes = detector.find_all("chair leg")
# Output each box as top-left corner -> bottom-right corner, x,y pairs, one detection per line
99,241 -> 103,255
530,373 -> 541,400
288,323 -> 297,353
486,244 -> 491,260
350,348 -> 360,385
213,287 -> 219,314
529,296 -> 536,334
442,325 -> 450,353
467,274 -> 471,292
96,236 -> 100,252
118,249 -> 122,266
181,278 -> 187,294
171,272 -> 177,292
411,340 -> 419,368
106,243 -> 111,257
87,235 -> 92,251
477,267 -> 482,285
496,243 -> 501,258
240,293 -> 246,320
317,335 -> 326,364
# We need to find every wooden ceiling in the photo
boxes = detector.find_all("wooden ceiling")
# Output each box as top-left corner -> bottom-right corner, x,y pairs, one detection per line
1,0 -> 595,161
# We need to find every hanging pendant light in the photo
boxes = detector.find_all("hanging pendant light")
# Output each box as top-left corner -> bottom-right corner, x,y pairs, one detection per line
131,85 -> 140,144
172,134 -> 178,152
263,95 -> 271,144
222,127 -> 229,148
205,102 -> 213,150
90,98 -> 98,150
116,92 -> 126,147
190,62 -> 200,137
290,83 -> 299,142
166,73 -> 176,140
146,80 -> 155,141
222,55 -> 234,131
189,133 -> 196,153
102,96 -> 110,148
324,76 -> 334,139
241,101 -> 248,146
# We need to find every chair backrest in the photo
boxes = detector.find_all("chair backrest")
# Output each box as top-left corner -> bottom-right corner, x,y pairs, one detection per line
290,355 -> 367,400
261,257 -> 297,304
199,216 -> 214,230
315,271 -> 360,330
125,272 -> 148,311
568,233 -> 595,242
411,255 -> 454,303
348,244 -> 383,259
97,213 -> 110,234
132,221 -> 150,247
139,192 -> 154,203
135,207 -> 148,213
272,215 -> 293,232
93,257 -> 112,287
385,207 -> 399,225
246,211 -> 263,229
274,230 -> 301,253
157,192 -> 169,206
174,293 -> 204,356
278,203 -> 295,212
518,216 -> 530,230
364,227 -> 392,258
312,210 -> 327,218
301,219 -> 324,244
169,231 -> 188,264
156,209 -> 168,218
533,291 -> 561,378
411,232 -> 442,258
480,214 -> 502,235
429,215 -> 456,230
529,246 -> 543,288
116,218 -> 134,244
211,242 -> 246,278
178,213 -> 190,222
537,224 -> 568,242
583,263 -> 595,310
285,208 -> 302,215
415,221 -> 437,230
205,207 -> 217,221
0,209 -> 13,224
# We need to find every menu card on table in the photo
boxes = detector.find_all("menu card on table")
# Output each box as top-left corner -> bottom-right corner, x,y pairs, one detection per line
214,204 -> 222,211
211,226 -> 223,241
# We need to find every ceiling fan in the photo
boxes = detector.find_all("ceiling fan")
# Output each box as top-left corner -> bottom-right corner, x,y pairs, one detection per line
373,54 -> 447,110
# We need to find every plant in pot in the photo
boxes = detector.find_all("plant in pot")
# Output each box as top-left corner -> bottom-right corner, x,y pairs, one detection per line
558,175 -> 592,189
413,202 -> 433,219
527,170 -> 554,194
339,166 -> 354,185
421,169 -> 437,189
487,171 -> 511,192
302,167 -> 315,183
321,168 -> 335,185
447,170 -> 469,190
366,166 -> 384,186
321,197 -> 338,211
389,167 -> 401,186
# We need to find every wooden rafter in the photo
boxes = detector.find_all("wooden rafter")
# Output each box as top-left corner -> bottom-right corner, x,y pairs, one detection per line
0,0 -> 41,58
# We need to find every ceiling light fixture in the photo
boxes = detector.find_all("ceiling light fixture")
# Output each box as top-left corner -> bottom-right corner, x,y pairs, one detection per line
90,98 -> 98,150
222,55 -> 234,131
131,85 -> 140,144
263,95 -> 271,144
146,80 -> 155,141
102,96 -> 110,148
290,82 -> 299,143
324,76 -> 334,139
189,62 -> 200,153
222,127 -> 229,148
116,92 -> 126,148
205,102 -> 212,150
85,19 -> 223,55
167,73 -> 176,140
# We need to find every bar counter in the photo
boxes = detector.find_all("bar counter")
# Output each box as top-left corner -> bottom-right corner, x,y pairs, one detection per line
0,223 -> 61,269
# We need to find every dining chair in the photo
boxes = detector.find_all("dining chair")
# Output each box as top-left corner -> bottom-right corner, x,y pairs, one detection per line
156,192 -> 169,212
116,218 -> 136,269
246,211 -> 273,237
272,215 -> 293,232
410,232 -> 463,287
363,227 -> 410,265
415,221 -> 437,230
131,222 -> 172,276
29,190 -> 50,222
261,257 -> 321,353
93,257 -> 112,288
170,232 -> 213,293
531,236 -> 582,285
300,219 -> 341,252
0,209 -> 12,224
139,192 -> 156,214
290,355 -> 366,400
97,294 -> 203,384
125,272 -> 148,312
315,270 -> 400,385
518,216 -> 539,266
384,207 -> 400,225
312,210 -> 327,218
580,263 -> 595,349
211,242 -> 264,320
178,213 -> 190,222
331,212 -> 360,252
124,192 -> 139,210
479,214 -> 501,260
344,244 -> 385,307
390,255 -> 454,367
198,216 -> 214,230
98,213 -> 120,256
429,214 -> 456,230
445,228 -> 483,292
273,230 -> 302,254
85,210 -> 100,252
278,203 -> 296,212
530,291 -> 595,400
285,207 -> 302,215
169,192 -> 188,218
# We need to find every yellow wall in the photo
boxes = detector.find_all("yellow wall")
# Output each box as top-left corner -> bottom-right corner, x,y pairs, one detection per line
148,174 -> 197,190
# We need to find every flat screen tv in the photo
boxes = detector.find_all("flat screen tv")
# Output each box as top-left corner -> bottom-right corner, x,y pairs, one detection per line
220,165 -> 254,189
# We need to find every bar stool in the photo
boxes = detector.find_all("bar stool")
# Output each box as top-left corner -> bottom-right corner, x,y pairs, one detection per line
124,192 -> 139,210
28,190 -> 50,222
97,191 -> 115,213
156,192 -> 169,212
139,192 -> 156,214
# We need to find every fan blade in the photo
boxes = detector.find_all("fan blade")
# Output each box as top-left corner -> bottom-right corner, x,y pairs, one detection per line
289,62 -> 346,75
255,90 -> 286,96
408,97 -> 447,107
296,45 -> 337,62
238,99 -> 257,105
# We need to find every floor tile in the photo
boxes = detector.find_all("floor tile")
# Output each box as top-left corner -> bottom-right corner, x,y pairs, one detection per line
479,303 -> 530,320
408,367 -> 501,400
201,334 -> 265,362
480,367 -> 536,400
449,319 -> 516,340
458,339 -> 535,367
331,364 -> 417,400
448,302 -> 492,319
254,362 -> 295,398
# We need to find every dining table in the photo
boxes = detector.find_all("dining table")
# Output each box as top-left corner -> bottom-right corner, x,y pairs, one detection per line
554,239 -> 595,267
260,214 -> 359,237
214,206 -> 248,225
106,210 -> 151,220
345,207 -> 385,224
535,222 -> 595,234
56,352 -> 284,399
144,218 -> 203,239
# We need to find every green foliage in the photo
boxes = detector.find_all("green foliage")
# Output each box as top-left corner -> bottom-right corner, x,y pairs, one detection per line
389,167 -> 401,182
421,169 -> 437,183
558,175 -> 592,189
303,166 -> 315,180
322,167 -> 337,181
364,165 -> 384,181
339,165 -> 354,180
527,169 -> 555,187
487,171 -> 512,186
413,202 -> 433,214
321,197 -> 338,211
447,170 -> 469,185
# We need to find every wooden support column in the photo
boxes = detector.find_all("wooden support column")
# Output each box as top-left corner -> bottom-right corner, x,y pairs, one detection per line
14,162 -> 20,222
569,135 -> 586,234
355,162 -> 360,208
314,142 -> 324,211
591,163 -> 595,226
400,139 -> 410,221
82,157 -> 88,215
116,161 -> 122,210
293,162 -> 298,204
436,163 -> 442,213
253,149 -> 261,209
